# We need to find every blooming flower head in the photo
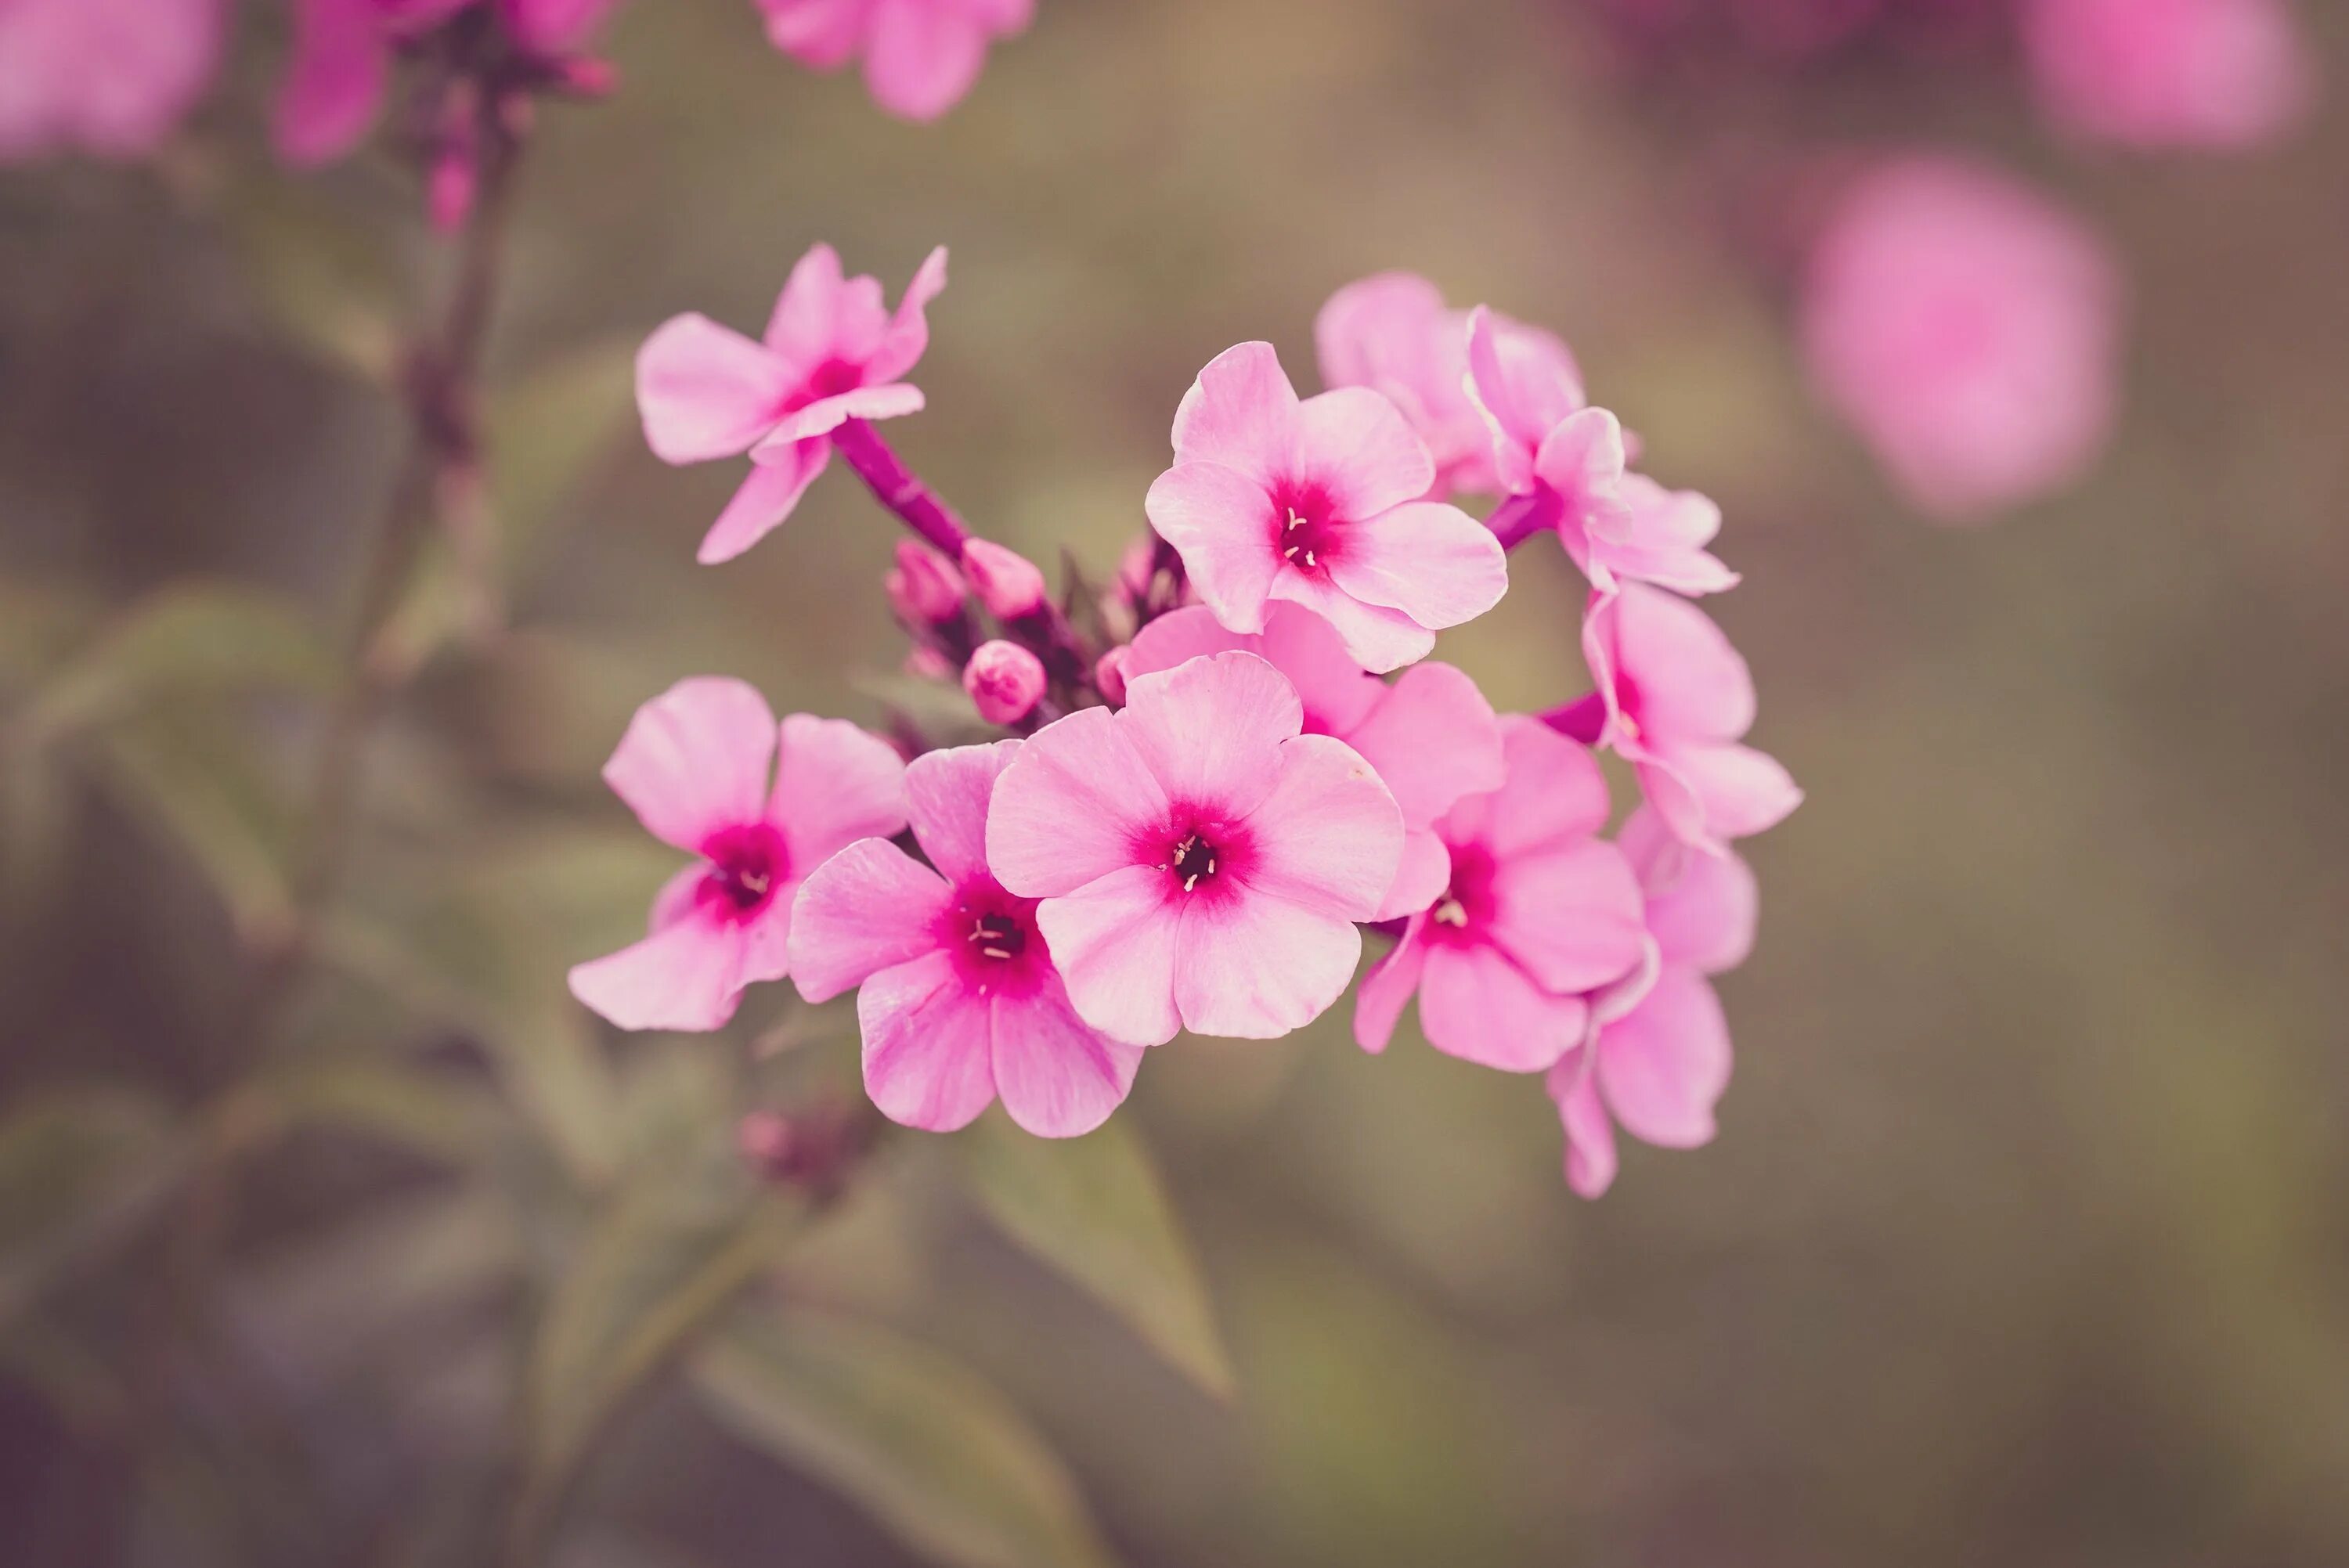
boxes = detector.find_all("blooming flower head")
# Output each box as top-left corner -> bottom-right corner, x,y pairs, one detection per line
790,741 -> 1143,1136
0,0 -> 222,164
985,651 -> 1404,1045
1315,272 -> 1582,499
2022,0 -> 2317,150
1557,584 -> 1801,857
637,243 -> 947,564
1550,806 -> 1756,1198
1353,717 -> 1648,1072
1799,155 -> 2123,521
758,0 -> 1034,122
1126,602 -> 1503,919
1144,342 -> 1508,673
568,677 -> 908,1031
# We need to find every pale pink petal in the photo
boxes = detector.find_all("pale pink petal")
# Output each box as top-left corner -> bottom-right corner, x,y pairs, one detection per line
904,740 -> 1019,886
1462,716 -> 1614,860
1609,584 -> 1756,741
760,0 -> 864,70
1598,969 -> 1731,1149
1464,305 -> 1588,494
1124,603 -> 1252,678
1324,499 -> 1506,632
1235,733 -> 1402,922
987,708 -> 1171,898
1172,889 -> 1362,1040
698,442 -> 828,564
863,0 -> 989,120
1120,651 -> 1300,818
1376,827 -> 1453,922
1254,602 -> 1384,734
1168,341 -> 1301,487
275,0 -> 387,166
867,245 -> 949,385
1485,839 -> 1648,995
1315,272 -> 1446,395
1296,387 -> 1438,520
787,838 -> 953,1003
763,242 -> 848,362
1340,661 -> 1504,829
569,910 -> 747,1033
1145,461 -> 1281,635
1033,866 -> 1183,1047
770,714 -> 910,866
648,862 -> 712,932
603,677 -> 778,853
636,314 -> 792,464
1416,943 -> 1586,1072
991,986 -> 1144,1137
752,382 -> 925,453
1532,407 -> 1628,516
1647,740 -> 1802,845
1622,806 -> 1759,974
1265,571 -> 1434,675
1592,480 -> 1741,597
1548,1058 -> 1619,1199
1352,921 -> 1428,1054
860,950 -> 998,1132
500,0 -> 619,50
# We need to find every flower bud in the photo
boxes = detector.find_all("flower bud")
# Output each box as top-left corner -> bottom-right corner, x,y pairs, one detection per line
904,645 -> 955,681
960,538 -> 1048,620
886,539 -> 966,625
1094,645 -> 1131,707
964,639 -> 1047,726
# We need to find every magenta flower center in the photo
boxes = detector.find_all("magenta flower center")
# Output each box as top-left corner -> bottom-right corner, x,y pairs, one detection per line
1425,842 -> 1496,946
1270,484 -> 1343,575
698,823 -> 788,920
1170,831 -> 1220,891
937,881 -> 1048,997
965,910 -> 1027,962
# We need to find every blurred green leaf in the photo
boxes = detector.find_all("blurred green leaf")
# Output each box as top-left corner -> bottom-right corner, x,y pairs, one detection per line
486,335 -> 641,566
0,574 -> 99,688
238,1056 -> 502,1169
223,175 -> 407,384
0,1086 -> 189,1328
691,1305 -> 1114,1568
90,711 -> 299,950
957,1113 -> 1236,1400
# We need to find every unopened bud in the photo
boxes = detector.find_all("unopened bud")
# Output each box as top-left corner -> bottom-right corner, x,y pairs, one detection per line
886,539 -> 966,625
1094,645 -> 1131,707
964,639 -> 1047,726
960,538 -> 1048,621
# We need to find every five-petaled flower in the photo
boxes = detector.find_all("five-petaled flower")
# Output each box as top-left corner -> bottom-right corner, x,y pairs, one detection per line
986,651 -> 1403,1045
1144,342 -> 1507,674
568,677 -> 909,1032
757,0 -> 1034,122
789,741 -> 1143,1136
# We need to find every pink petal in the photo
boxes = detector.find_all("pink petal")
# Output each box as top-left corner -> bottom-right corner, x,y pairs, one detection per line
1532,406 -> 1627,509
863,0 -> 990,121
1168,341 -> 1301,488
1590,477 -> 1737,597
1608,584 -> 1756,742
752,382 -> 925,453
1235,733 -> 1402,922
1340,661 -> 1504,829
1417,943 -> 1587,1072
1485,839 -> 1648,995
1172,888 -> 1363,1040
1645,740 -> 1802,848
636,314 -> 792,464
1254,602 -> 1385,734
987,708 -> 1171,898
1315,272 -> 1446,395
1547,1057 -> 1619,1199
867,244 -> 949,386
500,0 -> 619,50
1124,603 -> 1253,679
1033,865 -> 1183,1047
1622,806 -> 1758,974
787,838 -> 953,1003
1120,650 -> 1300,819
1449,716 -> 1612,860
763,242 -> 848,362
860,950 -> 999,1132
1265,571 -> 1434,675
759,0 -> 864,70
905,739 -> 1019,886
1324,499 -> 1507,633
1352,921 -> 1428,1054
1597,968 -> 1730,1148
274,0 -> 388,166
991,984 -> 1144,1137
569,910 -> 747,1033
1296,387 -> 1438,519
770,714 -> 911,867
1144,461 -> 1280,636
698,442 -> 829,564
1464,305 -> 1586,495
603,677 -> 778,854
1375,827 -> 1453,921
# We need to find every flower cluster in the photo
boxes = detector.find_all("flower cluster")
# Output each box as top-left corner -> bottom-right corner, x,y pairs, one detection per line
576,257 -> 1800,1195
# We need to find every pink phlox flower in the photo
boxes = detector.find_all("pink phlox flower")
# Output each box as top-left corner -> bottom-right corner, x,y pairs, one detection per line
1548,805 -> 1756,1198
1352,716 -> 1649,1073
1144,341 -> 1508,674
568,677 -> 908,1032
758,0 -> 1034,122
636,242 -> 947,564
2023,0 -> 2316,151
985,650 -> 1404,1045
1125,602 -> 1503,920
1799,154 -> 2123,521
1557,583 -> 1801,857
0,0 -> 222,164
789,741 -> 1142,1136
1315,272 -> 1582,499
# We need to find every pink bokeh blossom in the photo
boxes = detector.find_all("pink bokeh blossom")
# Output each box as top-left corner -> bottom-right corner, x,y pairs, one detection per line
637,243 -> 948,564
790,741 -> 1142,1136
2022,0 -> 2316,150
1144,342 -> 1507,673
0,0 -> 222,163
757,0 -> 1034,122
568,677 -> 908,1032
1799,154 -> 2123,521
1354,717 -> 1648,1072
986,651 -> 1403,1045
1125,603 -> 1503,920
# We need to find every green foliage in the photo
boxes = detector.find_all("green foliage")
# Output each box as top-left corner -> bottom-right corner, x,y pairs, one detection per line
0,1086 -> 188,1329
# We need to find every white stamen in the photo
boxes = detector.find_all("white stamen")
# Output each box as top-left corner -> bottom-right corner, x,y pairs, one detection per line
1433,897 -> 1467,928
1286,510 -> 1307,531
1284,545 -> 1299,558
1303,549 -> 1315,566
982,946 -> 1012,960
1183,873 -> 1199,892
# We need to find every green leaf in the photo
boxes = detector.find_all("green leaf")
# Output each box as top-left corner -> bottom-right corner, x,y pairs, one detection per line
956,1113 -> 1235,1400
236,1057 -> 501,1169
691,1306 -> 1114,1568
89,712 -> 298,949
222,175 -> 407,384
0,1087 -> 189,1328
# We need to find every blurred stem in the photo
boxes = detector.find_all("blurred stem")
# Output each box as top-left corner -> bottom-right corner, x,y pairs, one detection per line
832,418 -> 972,554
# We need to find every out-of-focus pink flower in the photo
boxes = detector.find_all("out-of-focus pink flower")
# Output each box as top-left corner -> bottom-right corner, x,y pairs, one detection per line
1354,717 -> 1648,1072
1315,273 -> 1582,499
757,0 -> 1034,121
636,243 -> 947,564
1555,584 -> 1801,856
986,651 -> 1402,1044
1549,806 -> 1755,1197
886,539 -> 966,625
960,538 -> 1047,620
2023,0 -> 2315,150
1126,603 -> 1503,920
568,678 -> 908,1031
1145,342 -> 1508,673
1799,155 -> 2123,521
790,741 -> 1142,1136
964,639 -> 1046,724
0,0 -> 222,163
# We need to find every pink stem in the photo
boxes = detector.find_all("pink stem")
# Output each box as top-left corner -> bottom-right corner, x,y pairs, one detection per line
1487,490 -> 1557,552
832,420 -> 970,556
1539,692 -> 1608,744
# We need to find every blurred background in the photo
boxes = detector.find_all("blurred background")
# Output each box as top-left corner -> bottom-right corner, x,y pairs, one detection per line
5,1 -> 2347,1565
